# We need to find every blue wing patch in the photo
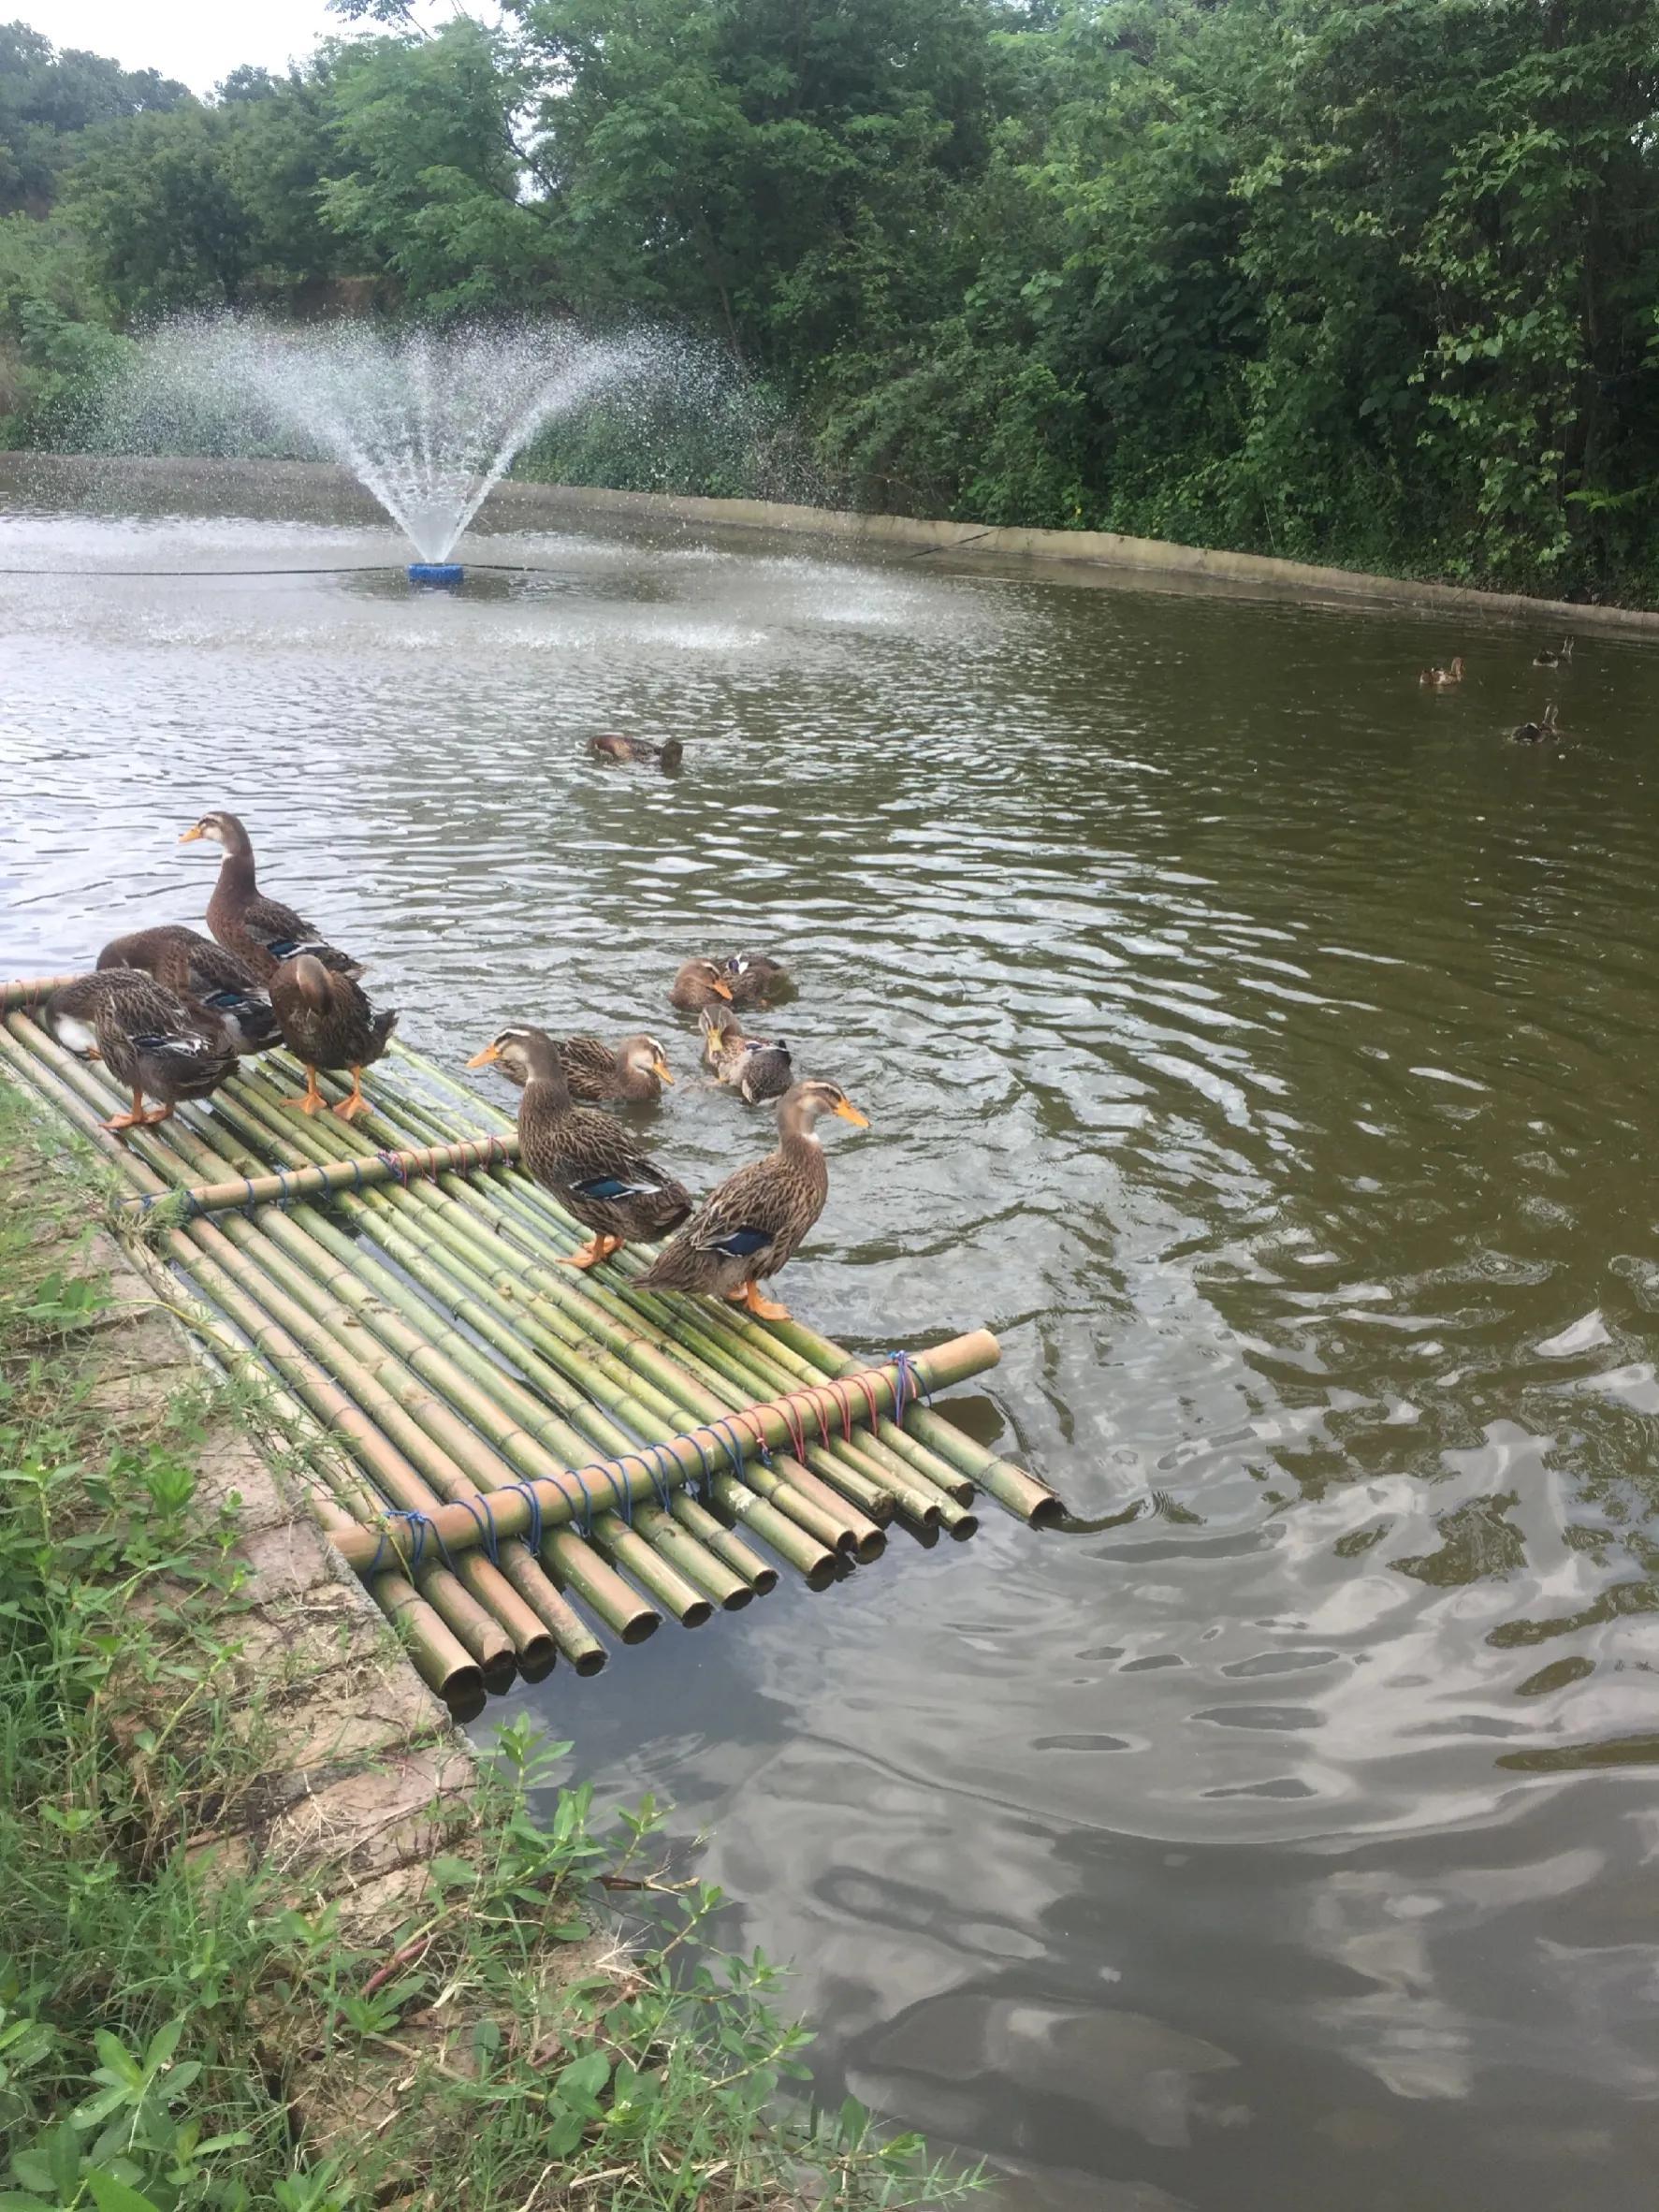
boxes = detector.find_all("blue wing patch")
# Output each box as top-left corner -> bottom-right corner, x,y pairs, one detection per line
573,1174 -> 656,1201
713,1226 -> 772,1258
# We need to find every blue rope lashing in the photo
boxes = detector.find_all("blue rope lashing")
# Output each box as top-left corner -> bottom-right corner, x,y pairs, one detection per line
625,1444 -> 675,1517
602,1462 -> 633,1526
382,1507 -> 434,1578
273,1163 -> 295,1210
457,1492 -> 502,1566
887,1348 -> 929,1412
350,1157 -> 367,1194
510,1479 -> 545,1555
645,1441 -> 679,1514
242,1174 -> 260,1215
709,1416 -> 752,1480
564,1467 -> 598,1537
377,1149 -> 409,1186
687,1431 -> 717,1503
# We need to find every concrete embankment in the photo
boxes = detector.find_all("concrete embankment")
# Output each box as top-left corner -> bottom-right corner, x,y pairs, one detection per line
5,449 -> 1655,634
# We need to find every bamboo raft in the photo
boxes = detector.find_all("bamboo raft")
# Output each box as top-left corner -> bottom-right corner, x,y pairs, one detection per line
1,975 -> 1064,1710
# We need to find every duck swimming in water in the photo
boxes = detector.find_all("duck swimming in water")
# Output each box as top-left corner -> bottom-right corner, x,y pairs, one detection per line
723,951 -> 789,1008
700,1005 -> 793,1103
590,734 -> 683,772
555,1032 -> 675,1104
1509,703 -> 1562,744
1419,655 -> 1465,689
1533,637 -> 1574,669
669,958 -> 735,1012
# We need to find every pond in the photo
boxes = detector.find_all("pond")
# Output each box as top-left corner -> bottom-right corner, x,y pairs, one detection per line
4,456 -> 1658,2212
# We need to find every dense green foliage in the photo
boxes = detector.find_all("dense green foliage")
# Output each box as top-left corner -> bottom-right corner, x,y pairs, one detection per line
4,0 -> 1659,592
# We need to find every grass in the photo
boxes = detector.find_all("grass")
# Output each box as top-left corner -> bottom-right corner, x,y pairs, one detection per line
0,1077 -> 980,2211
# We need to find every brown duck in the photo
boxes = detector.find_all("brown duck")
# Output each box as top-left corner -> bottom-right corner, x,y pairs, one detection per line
723,951 -> 789,1008
1419,655 -> 1465,689
638,1079 -> 867,1320
180,810 -> 363,982
269,953 -> 398,1119
97,923 -> 280,1053
591,733 -> 683,772
1510,704 -> 1562,745
45,969 -> 236,1136
467,1026 -> 691,1268
700,1005 -> 793,1103
558,1032 -> 674,1104
669,958 -> 735,1012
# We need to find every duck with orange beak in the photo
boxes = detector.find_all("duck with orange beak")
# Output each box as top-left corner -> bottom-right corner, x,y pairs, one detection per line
668,958 -> 734,1012
180,810 -> 363,983
467,1026 -> 691,1268
637,1079 -> 868,1321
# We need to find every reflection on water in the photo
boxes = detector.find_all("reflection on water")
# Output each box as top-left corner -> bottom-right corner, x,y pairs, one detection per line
5,456 -> 1659,2212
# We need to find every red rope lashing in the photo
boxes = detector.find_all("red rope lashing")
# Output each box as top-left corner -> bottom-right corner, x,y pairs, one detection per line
822,1375 -> 857,1442
732,1405 -> 771,1461
847,1370 -> 882,1432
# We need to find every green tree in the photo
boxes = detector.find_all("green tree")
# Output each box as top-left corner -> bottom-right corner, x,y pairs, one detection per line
63,104 -> 256,313
0,20 -> 187,215
321,22 -> 554,310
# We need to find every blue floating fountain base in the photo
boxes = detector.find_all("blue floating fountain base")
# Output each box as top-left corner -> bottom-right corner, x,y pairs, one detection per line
407,562 -> 464,588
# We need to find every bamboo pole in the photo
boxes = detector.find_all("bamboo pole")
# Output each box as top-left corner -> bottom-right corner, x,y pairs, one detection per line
3,1018 -> 620,1664
0,1021 -> 510,1700
362,1070 -> 977,1531
585,1519 -> 713,1627
352,1562 -> 483,1709
225,1064 -> 885,1564
0,974 -> 80,1011
376,1043 -> 1064,1528
705,1473 -> 837,1591
108,1070 -> 640,1659
117,1133 -> 519,1217
667,1492 -> 777,1595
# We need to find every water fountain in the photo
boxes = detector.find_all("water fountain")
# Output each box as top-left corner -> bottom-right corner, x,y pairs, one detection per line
92,318 -> 675,585
261,324 -> 657,583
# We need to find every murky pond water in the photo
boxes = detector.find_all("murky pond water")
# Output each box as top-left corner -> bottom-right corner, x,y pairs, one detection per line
6,457 -> 1659,2212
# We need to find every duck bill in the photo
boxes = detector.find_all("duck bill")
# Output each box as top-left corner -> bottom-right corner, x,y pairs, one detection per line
712,978 -> 734,1000
465,1042 -> 502,1068
652,1058 -> 675,1084
835,1100 -> 870,1128
178,824 -> 205,843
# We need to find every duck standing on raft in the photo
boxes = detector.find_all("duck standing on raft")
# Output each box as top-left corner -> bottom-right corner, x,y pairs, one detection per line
639,1079 -> 867,1320
467,1026 -> 691,1268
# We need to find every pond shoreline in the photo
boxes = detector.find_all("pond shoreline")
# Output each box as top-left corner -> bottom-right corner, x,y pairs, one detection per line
5,447 -> 1655,633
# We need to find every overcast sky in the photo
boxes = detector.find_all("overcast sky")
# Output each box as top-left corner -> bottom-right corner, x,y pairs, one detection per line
15,2 -> 482,95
